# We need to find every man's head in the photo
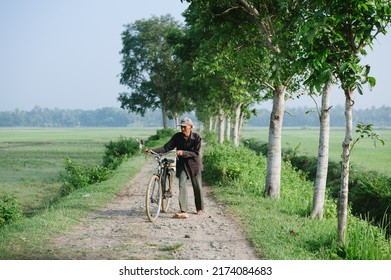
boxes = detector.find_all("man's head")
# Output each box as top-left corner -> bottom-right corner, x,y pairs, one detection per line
178,117 -> 193,138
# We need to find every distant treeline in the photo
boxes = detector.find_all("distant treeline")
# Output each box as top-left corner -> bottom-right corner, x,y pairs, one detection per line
0,105 -> 390,127
0,107 -> 167,127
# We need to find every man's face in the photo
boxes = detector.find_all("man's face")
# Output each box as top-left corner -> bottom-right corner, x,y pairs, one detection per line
181,125 -> 192,138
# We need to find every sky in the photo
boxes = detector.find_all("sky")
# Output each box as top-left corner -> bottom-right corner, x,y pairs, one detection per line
0,1 -> 390,112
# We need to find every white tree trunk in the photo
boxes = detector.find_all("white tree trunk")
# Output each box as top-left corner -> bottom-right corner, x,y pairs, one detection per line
311,82 -> 332,219
265,86 -> 285,198
233,103 -> 242,147
209,116 -> 213,132
175,113 -> 180,130
218,109 -> 225,144
338,89 -> 354,245
161,108 -> 168,129
226,115 -> 231,142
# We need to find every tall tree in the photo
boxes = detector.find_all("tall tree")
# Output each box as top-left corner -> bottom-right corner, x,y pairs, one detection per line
295,2 -> 339,220
118,15 -> 189,128
185,0 -> 305,198
303,0 -> 391,244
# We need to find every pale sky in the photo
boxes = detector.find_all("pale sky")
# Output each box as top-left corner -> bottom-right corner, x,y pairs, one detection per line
0,0 -> 390,111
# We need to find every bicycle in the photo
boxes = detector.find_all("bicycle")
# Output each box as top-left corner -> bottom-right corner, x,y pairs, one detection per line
145,150 -> 176,222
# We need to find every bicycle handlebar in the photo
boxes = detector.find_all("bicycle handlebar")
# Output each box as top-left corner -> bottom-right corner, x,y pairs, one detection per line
145,149 -> 178,162
145,149 -> 177,156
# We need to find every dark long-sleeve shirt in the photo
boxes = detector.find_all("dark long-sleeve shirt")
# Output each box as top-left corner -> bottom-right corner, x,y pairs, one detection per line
152,131 -> 203,178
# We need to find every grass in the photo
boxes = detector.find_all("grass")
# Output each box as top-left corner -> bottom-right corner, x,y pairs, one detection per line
203,141 -> 391,260
241,127 -> 391,175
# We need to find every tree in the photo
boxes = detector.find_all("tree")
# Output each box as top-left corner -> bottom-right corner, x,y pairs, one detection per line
295,2 -> 339,220
302,0 -> 391,244
118,15 -> 190,128
178,2 -> 267,145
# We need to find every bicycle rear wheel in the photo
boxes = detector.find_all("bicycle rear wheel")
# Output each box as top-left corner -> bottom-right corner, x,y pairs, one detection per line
161,170 -> 173,213
146,174 -> 162,222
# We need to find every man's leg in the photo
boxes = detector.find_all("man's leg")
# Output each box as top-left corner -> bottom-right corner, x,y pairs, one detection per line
190,172 -> 204,214
178,170 -> 188,213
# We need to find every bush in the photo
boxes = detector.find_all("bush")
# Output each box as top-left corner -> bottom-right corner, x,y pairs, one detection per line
103,136 -> 141,169
60,157 -> 111,196
0,195 -> 23,228
60,136 -> 141,197
203,143 -> 266,195
156,128 -> 177,139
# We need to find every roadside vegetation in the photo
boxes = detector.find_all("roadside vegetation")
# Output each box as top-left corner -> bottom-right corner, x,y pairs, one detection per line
202,133 -> 391,260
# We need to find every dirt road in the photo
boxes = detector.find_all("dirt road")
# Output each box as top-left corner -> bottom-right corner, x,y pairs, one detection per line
50,158 -> 259,260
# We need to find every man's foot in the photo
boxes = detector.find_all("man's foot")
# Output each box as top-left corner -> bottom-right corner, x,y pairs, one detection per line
197,210 -> 204,216
174,212 -> 189,219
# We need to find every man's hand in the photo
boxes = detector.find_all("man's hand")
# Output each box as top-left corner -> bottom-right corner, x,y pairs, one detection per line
176,150 -> 183,157
144,149 -> 150,154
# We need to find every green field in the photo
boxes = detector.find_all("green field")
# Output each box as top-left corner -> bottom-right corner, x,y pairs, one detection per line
242,127 -> 391,175
0,127 -> 157,214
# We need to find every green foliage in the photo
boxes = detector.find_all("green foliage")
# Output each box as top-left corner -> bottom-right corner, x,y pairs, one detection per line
243,138 -> 268,155
202,131 -> 218,144
60,158 -> 112,196
351,122 -> 385,152
61,136 -> 142,196
203,143 -> 267,195
0,195 -> 23,228
344,216 -> 391,259
118,15 -> 190,120
103,136 -> 141,169
155,128 -> 177,139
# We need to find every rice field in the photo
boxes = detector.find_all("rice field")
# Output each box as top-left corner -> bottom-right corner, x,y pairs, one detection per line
0,127 -> 157,214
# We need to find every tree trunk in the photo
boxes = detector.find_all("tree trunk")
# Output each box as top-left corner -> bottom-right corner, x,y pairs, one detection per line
218,108 -> 225,144
338,88 -> 354,245
174,113 -> 180,129
226,115 -> 231,143
265,86 -> 286,198
311,82 -> 332,219
161,108 -> 168,129
209,116 -> 213,132
233,103 -> 242,147
214,116 -> 218,131
238,106 -> 244,137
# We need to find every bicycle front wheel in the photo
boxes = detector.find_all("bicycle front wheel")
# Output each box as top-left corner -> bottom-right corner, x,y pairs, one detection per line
146,175 -> 162,222
161,170 -> 173,213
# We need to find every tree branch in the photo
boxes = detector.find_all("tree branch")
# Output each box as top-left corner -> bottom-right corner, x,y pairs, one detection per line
213,5 -> 241,16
